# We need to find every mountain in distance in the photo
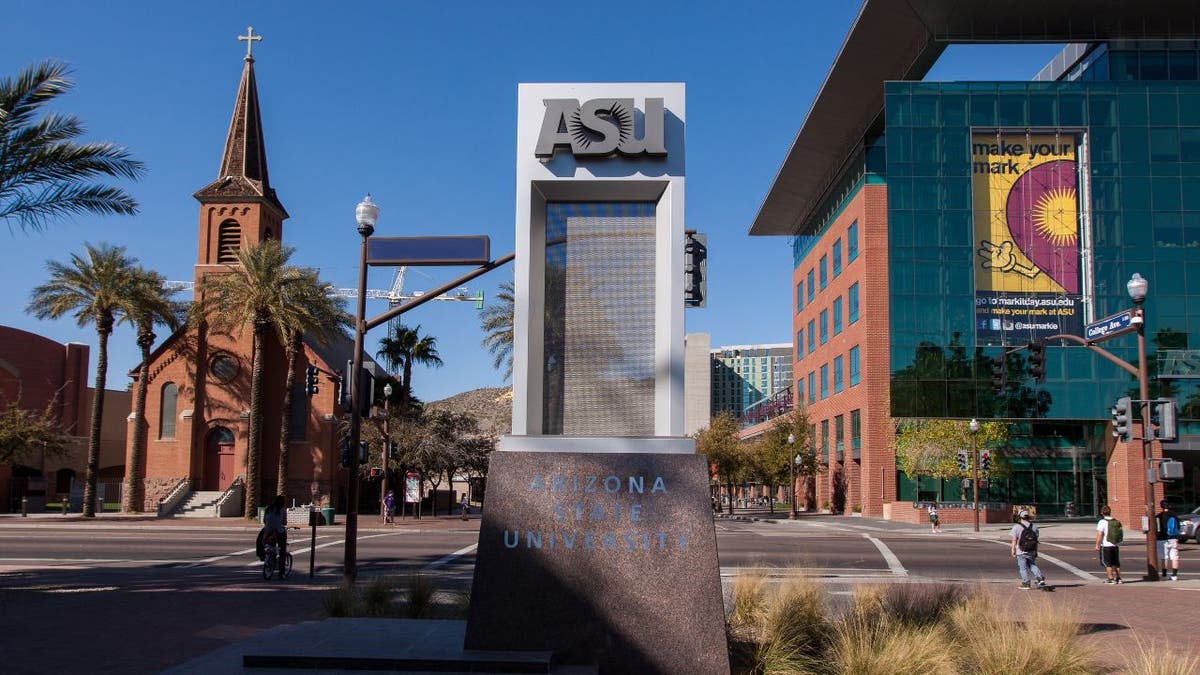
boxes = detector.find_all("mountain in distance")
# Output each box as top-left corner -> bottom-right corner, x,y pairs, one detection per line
426,386 -> 513,437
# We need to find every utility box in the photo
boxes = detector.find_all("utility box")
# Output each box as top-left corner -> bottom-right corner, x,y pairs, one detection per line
1159,460 -> 1184,481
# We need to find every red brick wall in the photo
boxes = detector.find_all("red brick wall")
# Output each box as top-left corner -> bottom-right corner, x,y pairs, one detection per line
1105,423 -> 1164,532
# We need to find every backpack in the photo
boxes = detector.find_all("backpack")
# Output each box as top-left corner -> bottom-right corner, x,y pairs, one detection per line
1106,518 -> 1124,545
1165,515 -> 1181,538
255,528 -> 266,561
1017,523 -> 1039,553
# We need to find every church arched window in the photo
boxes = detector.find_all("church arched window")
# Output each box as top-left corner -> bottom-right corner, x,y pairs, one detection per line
159,382 -> 178,439
217,220 -> 241,263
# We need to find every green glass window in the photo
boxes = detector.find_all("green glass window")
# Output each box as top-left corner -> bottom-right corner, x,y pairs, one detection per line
808,372 -> 815,405
848,283 -> 860,323
820,310 -> 829,345
833,297 -> 843,335
832,239 -> 842,277
807,319 -> 815,354
834,414 -> 845,453
849,346 -> 861,386
847,221 -> 859,261
833,355 -> 844,394
850,409 -> 861,449
796,329 -> 803,361
819,255 -> 828,290
821,419 -> 829,459
796,280 -> 803,312
806,269 -> 815,303
820,364 -> 829,399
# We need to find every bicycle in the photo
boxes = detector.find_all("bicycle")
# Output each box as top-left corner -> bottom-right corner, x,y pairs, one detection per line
262,535 -> 294,580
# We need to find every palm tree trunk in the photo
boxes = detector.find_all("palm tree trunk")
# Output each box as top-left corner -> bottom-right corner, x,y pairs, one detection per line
83,319 -> 112,517
244,318 -> 267,519
276,332 -> 300,497
122,328 -> 154,512
401,357 -> 413,414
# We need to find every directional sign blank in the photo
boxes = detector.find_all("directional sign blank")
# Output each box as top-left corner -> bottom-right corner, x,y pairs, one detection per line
367,236 -> 490,266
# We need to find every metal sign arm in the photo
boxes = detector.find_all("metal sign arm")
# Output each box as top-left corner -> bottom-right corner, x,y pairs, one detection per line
364,252 -> 515,332
1016,333 -> 1140,378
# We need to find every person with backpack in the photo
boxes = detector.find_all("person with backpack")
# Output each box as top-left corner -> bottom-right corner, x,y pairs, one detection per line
1095,504 -> 1124,584
1155,500 -> 1181,581
928,504 -> 941,533
1009,509 -> 1047,589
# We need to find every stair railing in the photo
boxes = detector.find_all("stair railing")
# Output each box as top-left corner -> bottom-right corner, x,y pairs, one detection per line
157,478 -> 193,517
214,476 -> 245,518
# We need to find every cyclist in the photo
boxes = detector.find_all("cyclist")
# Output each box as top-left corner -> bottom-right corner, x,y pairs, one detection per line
263,495 -> 288,575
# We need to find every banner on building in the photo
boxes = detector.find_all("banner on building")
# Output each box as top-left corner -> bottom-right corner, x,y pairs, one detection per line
972,131 -> 1084,345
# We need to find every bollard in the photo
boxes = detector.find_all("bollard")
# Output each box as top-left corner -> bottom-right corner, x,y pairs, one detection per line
21,496 -> 28,517
62,498 -> 69,515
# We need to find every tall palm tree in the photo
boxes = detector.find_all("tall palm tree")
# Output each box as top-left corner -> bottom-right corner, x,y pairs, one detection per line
27,242 -> 137,517
120,268 -> 183,513
193,240 -> 313,518
376,324 -> 443,415
274,270 -> 349,497
479,280 -> 514,380
1,61 -> 144,233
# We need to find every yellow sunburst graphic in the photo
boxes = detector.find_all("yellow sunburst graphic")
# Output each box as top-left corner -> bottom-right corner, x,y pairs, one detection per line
1032,187 -> 1078,246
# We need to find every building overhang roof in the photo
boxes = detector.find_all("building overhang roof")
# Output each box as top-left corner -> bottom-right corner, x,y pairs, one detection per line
749,0 -> 1200,237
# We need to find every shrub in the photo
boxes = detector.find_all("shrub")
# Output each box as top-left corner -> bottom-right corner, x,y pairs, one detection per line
1122,638 -> 1200,675
881,583 -> 969,627
322,581 -> 358,617
403,573 -> 437,619
362,576 -> 396,617
729,571 -> 769,628
946,592 -> 1093,675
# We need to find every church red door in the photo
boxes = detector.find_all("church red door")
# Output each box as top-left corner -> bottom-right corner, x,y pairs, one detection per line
204,427 -> 236,491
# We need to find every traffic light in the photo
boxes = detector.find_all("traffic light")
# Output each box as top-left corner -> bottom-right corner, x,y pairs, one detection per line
684,231 -> 707,308
1027,340 -> 1045,383
1111,396 -> 1132,442
304,365 -> 319,397
388,441 -> 399,461
1153,398 -> 1178,442
359,440 -> 369,464
957,449 -> 969,472
980,450 -> 991,473
990,356 -> 1007,395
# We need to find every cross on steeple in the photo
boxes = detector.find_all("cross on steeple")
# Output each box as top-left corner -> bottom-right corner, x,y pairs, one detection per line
238,26 -> 262,61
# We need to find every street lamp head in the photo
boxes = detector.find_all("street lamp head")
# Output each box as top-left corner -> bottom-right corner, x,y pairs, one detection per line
787,433 -> 795,445
794,453 -> 802,465
356,194 -> 380,237
383,382 -> 393,397
1127,272 -> 1148,305
968,418 -> 980,434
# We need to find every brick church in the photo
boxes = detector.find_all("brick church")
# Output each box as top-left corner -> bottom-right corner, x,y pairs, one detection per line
128,40 -> 380,515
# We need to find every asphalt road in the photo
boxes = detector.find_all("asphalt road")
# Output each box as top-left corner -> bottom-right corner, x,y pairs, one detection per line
1,517 -> 1194,673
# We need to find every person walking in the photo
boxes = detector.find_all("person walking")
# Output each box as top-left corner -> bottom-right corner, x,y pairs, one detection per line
1155,500 -> 1181,581
1010,509 -> 1047,589
928,504 -> 941,533
1095,504 -> 1124,584
460,493 -> 470,521
383,490 -> 395,524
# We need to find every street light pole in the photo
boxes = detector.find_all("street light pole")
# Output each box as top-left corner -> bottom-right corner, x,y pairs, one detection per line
343,194 -> 379,584
1127,272 -> 1160,581
969,418 -> 980,532
381,382 -> 392,523
788,433 -> 798,519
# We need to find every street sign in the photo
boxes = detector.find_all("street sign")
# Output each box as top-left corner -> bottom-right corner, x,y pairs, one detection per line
367,236 -> 490,266
1085,310 -> 1134,342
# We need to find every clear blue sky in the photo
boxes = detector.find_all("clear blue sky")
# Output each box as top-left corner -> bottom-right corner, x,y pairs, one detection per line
1,1 -> 1063,403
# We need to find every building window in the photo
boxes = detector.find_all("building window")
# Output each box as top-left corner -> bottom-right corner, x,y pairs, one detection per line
833,355 -> 844,393
807,319 -> 816,354
848,283 -> 860,324
850,409 -> 861,449
819,255 -> 828,290
808,372 -> 816,405
796,280 -> 803,312
821,419 -> 829,459
832,239 -> 842,277
849,345 -> 861,386
819,310 -> 829,345
847,221 -> 859,262
796,379 -> 803,402
820,364 -> 829,399
217,219 -> 241,264
796,329 -> 803,361
159,382 -> 177,439
835,414 -> 845,452
832,297 -> 843,335
806,269 -> 815,303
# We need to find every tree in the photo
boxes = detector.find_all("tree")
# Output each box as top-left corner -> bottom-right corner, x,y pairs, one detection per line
479,280 -> 514,380
759,407 -> 819,512
273,270 -> 349,497
121,268 -> 183,512
27,242 -> 137,516
694,412 -> 745,515
192,240 -> 316,517
1,61 -> 145,233
375,324 -> 443,417
0,398 -> 69,466
893,418 -> 1010,499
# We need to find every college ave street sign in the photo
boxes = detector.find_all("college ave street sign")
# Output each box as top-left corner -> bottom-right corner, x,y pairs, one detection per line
1085,310 -> 1135,343
366,236 -> 490,266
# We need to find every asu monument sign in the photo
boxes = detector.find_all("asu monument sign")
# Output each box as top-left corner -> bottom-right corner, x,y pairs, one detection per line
464,84 -> 728,674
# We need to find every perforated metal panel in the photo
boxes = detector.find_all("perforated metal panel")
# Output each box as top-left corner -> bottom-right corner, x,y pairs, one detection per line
543,203 -> 656,435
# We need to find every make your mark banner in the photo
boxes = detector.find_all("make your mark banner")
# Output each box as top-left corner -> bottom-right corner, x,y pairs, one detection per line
972,131 -> 1085,346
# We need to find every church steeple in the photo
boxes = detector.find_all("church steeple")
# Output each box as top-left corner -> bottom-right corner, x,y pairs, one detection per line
194,27 -> 287,219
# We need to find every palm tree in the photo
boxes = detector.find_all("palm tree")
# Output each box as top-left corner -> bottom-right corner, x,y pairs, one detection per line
27,242 -> 137,517
120,268 -> 183,513
479,280 -> 514,380
193,240 -> 315,518
1,61 -> 144,233
274,270 -> 349,497
376,324 -> 443,416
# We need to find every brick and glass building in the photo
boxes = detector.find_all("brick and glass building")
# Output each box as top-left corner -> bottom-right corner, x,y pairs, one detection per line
751,0 -> 1200,526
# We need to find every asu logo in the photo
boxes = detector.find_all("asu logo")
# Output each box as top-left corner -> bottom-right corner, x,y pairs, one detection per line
535,98 -> 667,159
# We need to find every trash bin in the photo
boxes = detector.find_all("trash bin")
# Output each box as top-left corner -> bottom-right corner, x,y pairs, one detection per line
257,506 -> 266,524
321,507 -> 335,525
